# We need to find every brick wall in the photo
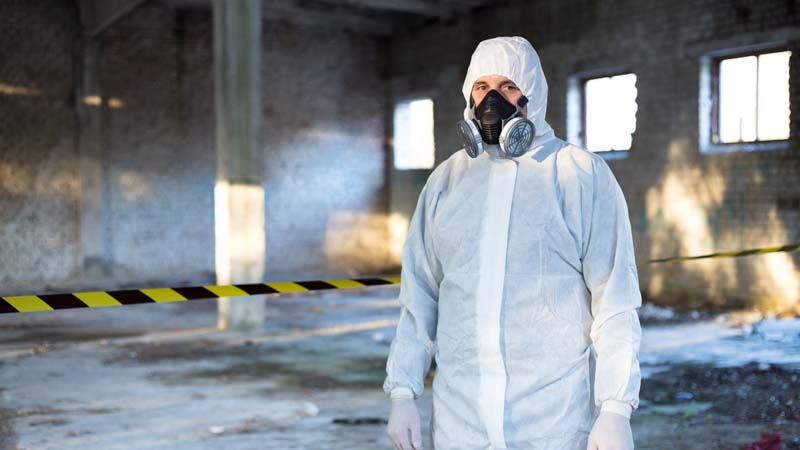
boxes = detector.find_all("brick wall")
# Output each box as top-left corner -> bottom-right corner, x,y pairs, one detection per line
389,0 -> 800,312
0,0 -> 82,290
2,0 -> 797,312
0,1 -> 390,294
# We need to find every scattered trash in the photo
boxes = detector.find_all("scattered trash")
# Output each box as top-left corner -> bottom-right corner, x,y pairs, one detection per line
209,426 -> 225,435
744,431 -> 784,450
332,417 -> 388,425
643,362 -> 800,425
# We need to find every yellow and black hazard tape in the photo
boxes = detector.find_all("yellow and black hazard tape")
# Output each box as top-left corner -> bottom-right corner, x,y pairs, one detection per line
2,242 -> 798,315
642,242 -> 800,264
0,277 -> 399,315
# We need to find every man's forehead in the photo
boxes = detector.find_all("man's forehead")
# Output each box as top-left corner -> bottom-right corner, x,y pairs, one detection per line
473,74 -> 518,86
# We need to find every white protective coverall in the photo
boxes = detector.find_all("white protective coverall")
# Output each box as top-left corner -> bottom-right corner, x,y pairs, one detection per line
383,36 -> 642,450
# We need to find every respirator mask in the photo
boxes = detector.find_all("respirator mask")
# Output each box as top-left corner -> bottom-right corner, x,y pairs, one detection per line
457,89 -> 536,158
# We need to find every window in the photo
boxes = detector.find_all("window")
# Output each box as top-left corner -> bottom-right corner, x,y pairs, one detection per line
716,50 -> 791,144
700,47 -> 792,154
584,73 -> 638,152
393,98 -> 435,170
567,71 -> 638,159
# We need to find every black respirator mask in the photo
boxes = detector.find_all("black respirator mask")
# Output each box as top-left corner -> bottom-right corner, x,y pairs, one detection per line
457,89 -> 536,158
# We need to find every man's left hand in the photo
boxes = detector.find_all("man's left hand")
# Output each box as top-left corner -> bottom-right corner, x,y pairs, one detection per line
586,411 -> 634,450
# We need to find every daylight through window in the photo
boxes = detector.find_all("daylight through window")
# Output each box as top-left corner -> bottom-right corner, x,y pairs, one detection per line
393,98 -> 435,170
717,50 -> 791,143
584,73 -> 638,152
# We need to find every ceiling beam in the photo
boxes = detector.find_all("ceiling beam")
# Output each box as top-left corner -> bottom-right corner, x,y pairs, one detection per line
159,0 -> 406,36
263,0 -> 408,36
159,0 -> 503,36
77,0 -> 148,36
327,0 -> 454,17
440,0 -> 494,7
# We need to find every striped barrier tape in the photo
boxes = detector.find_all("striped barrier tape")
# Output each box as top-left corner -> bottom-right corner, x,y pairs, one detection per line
641,242 -> 800,264
0,277 -> 399,315
1,242 -> 797,315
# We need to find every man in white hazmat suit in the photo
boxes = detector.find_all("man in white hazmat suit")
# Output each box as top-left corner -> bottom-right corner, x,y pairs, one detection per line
384,36 -> 642,450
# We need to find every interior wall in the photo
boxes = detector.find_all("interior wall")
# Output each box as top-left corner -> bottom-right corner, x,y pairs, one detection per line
259,20 -> 390,281
388,0 -> 800,312
0,0 -> 392,294
3,0 -> 798,311
0,0 -> 82,292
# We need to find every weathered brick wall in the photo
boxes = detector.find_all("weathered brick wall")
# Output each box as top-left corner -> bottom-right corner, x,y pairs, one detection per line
389,0 -> 800,312
96,5 -> 218,287
0,0 -> 82,291
259,19 -> 390,280
2,0 -> 797,312
0,1 -> 390,294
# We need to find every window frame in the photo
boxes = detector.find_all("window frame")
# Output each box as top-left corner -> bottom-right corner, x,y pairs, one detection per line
567,68 -> 637,160
700,43 -> 792,155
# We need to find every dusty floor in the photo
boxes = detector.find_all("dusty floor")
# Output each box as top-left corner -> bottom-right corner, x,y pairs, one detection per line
0,287 -> 798,450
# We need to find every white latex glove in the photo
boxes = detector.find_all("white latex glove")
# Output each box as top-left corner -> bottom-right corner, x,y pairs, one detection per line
387,397 -> 422,450
586,411 -> 634,450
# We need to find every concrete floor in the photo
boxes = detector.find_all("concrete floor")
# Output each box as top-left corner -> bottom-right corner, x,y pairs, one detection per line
0,287 -> 798,450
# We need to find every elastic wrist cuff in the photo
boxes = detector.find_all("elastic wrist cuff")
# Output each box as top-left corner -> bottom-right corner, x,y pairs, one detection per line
600,400 -> 632,419
390,387 -> 415,400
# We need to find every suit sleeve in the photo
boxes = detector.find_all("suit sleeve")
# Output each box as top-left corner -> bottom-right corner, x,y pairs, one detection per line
382,179 -> 443,400
581,157 -> 643,419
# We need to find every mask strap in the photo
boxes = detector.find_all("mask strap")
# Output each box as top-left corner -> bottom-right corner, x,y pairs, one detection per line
504,96 -> 529,123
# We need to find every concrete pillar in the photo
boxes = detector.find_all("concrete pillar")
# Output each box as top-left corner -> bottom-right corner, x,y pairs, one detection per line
77,37 -> 113,282
213,0 -> 266,331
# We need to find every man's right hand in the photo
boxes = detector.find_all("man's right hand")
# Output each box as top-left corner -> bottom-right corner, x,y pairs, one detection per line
387,397 -> 422,450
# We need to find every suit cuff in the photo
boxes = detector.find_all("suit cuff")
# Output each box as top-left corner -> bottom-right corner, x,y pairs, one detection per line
600,400 -> 632,419
390,387 -> 415,400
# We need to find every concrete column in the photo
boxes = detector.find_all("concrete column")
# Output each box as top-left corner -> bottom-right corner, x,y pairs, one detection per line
213,0 -> 266,331
77,37 -> 114,282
